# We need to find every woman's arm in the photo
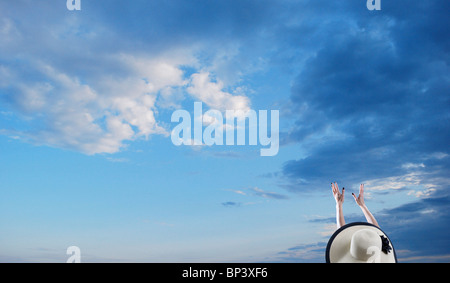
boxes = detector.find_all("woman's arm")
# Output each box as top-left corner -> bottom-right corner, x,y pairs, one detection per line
352,184 -> 380,228
332,182 -> 346,229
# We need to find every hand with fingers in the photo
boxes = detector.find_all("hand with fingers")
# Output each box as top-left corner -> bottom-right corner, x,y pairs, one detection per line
332,182 -> 345,206
352,183 -> 380,228
352,183 -> 365,207
331,182 -> 380,229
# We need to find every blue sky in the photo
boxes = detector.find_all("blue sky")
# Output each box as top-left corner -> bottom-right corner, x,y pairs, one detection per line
0,0 -> 449,263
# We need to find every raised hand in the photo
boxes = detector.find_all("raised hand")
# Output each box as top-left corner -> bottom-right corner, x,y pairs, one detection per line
332,182 -> 345,206
352,183 -> 365,207
352,184 -> 380,228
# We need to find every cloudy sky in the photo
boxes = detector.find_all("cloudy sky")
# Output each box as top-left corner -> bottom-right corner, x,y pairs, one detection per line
0,0 -> 449,262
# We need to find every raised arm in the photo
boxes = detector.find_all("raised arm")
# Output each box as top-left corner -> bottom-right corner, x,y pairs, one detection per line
352,184 -> 380,228
332,182 -> 345,229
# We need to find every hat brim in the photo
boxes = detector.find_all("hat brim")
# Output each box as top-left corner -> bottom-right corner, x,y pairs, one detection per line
326,222 -> 397,263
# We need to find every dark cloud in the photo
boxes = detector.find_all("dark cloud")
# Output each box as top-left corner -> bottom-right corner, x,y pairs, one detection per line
274,0 -> 450,263
280,0 -> 450,191
85,0 -> 280,51
374,195 -> 450,262
221,201 -> 241,208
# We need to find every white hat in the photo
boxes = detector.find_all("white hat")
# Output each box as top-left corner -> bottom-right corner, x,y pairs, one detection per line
326,222 -> 397,263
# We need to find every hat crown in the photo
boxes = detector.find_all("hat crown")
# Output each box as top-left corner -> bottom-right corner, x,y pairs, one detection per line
350,229 -> 382,262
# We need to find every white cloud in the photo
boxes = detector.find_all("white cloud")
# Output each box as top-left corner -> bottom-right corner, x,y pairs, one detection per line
249,187 -> 289,200
363,172 -> 423,191
226,189 -> 247,196
362,170 -> 448,199
0,54 -> 190,155
0,18 -> 21,45
319,223 -> 337,237
408,188 -> 437,199
427,152 -> 449,160
16,82 -> 52,112
117,53 -> 189,92
0,5 -> 256,156
402,163 -> 426,169
187,72 -> 250,112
